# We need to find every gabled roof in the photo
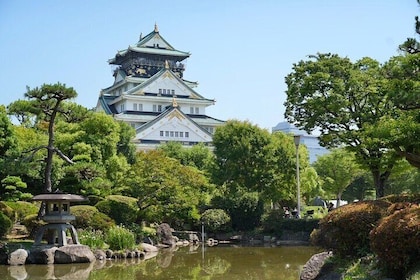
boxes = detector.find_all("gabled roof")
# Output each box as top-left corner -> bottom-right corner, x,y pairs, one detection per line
126,67 -> 210,101
108,24 -> 190,64
134,104 -> 213,142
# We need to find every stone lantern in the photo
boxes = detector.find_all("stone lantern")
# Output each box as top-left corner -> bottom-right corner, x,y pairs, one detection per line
32,192 -> 88,247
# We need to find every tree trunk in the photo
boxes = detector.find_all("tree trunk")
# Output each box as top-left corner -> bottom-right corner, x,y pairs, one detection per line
371,169 -> 391,198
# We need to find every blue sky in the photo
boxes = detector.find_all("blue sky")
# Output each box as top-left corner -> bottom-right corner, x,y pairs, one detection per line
0,0 -> 417,130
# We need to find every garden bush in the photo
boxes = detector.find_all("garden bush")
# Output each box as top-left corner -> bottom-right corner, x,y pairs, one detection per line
105,225 -> 136,251
0,212 -> 13,238
71,205 -> 115,232
78,228 -> 106,249
4,201 -> 39,222
380,193 -> 420,204
282,218 -> 320,233
0,201 -> 15,221
21,214 -> 46,237
201,209 -> 231,233
370,206 -> 420,279
261,209 -> 284,234
95,195 -> 139,225
310,200 -> 390,258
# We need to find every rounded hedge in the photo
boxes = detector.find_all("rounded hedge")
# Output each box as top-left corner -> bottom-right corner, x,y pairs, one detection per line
0,201 -> 15,221
310,200 -> 390,257
370,206 -> 420,278
95,195 -> 139,225
201,209 -> 231,233
71,205 -> 115,232
0,212 -> 12,238
4,201 -> 39,222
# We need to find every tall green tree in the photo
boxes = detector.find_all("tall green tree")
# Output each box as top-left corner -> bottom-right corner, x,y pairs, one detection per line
8,83 -> 77,193
313,148 -> 362,206
399,0 -> 420,54
284,54 -> 399,197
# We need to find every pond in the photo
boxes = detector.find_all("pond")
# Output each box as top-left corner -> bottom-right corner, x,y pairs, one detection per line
0,245 -> 320,280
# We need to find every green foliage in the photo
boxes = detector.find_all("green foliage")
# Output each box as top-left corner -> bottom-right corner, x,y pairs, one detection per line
125,150 -> 212,227
261,209 -> 284,234
21,214 -> 45,236
0,105 -> 17,158
284,53 -> 401,198
105,225 -> 136,251
0,211 -> 12,238
78,228 -> 106,249
212,188 -> 264,231
370,206 -> 420,279
311,200 -> 390,258
70,205 -> 115,231
0,201 -> 15,221
201,209 -> 231,233
0,176 -> 32,202
95,195 -> 139,225
281,219 -> 320,232
4,201 -> 39,222
313,148 -> 362,204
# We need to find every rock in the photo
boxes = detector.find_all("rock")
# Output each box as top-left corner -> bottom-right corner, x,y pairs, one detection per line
28,246 -> 58,264
8,248 -> 29,265
300,251 -> 333,280
93,249 -> 106,260
54,245 -> 95,264
105,249 -> 113,259
0,243 -> 8,264
157,223 -> 176,247
141,242 -> 158,252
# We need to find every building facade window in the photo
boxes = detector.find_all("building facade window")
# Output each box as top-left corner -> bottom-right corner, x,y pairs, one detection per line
133,103 -> 137,111
195,107 -> 199,114
190,107 -> 194,114
160,131 -> 164,136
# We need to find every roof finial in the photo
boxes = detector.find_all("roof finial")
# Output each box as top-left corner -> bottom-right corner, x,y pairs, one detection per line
172,97 -> 178,107
139,32 -> 142,41
165,60 -> 169,69
154,23 -> 159,33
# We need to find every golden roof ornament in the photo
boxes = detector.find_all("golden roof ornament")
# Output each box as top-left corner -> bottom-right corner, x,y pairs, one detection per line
172,97 -> 178,107
154,23 -> 159,33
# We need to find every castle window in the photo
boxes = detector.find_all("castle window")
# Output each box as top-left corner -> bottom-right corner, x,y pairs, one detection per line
170,131 -> 174,137
195,107 -> 199,114
180,132 -> 184,137
160,131 -> 164,137
139,104 -> 143,111
163,89 -> 166,94
153,105 -> 157,112
133,103 -> 137,111
175,131 -> 179,137
158,105 -> 162,112
185,132 -> 189,138
165,131 -> 169,137
190,107 -> 194,114
171,90 -> 175,95
159,89 -> 162,94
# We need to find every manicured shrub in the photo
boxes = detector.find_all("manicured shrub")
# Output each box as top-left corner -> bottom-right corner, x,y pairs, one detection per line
71,205 -> 115,232
311,200 -> 390,258
105,225 -> 135,251
201,209 -> 231,233
22,214 -> 47,238
261,209 -> 284,234
4,201 -> 39,222
0,212 -> 12,238
370,206 -> 420,279
380,193 -> 420,204
282,218 -> 320,232
95,195 -> 139,225
78,229 -> 106,249
0,201 -> 15,221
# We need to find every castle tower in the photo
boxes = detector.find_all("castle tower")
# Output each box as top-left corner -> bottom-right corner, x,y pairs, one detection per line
96,25 -> 224,150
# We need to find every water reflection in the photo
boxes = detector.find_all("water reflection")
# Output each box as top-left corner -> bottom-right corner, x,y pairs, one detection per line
0,246 -> 319,280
